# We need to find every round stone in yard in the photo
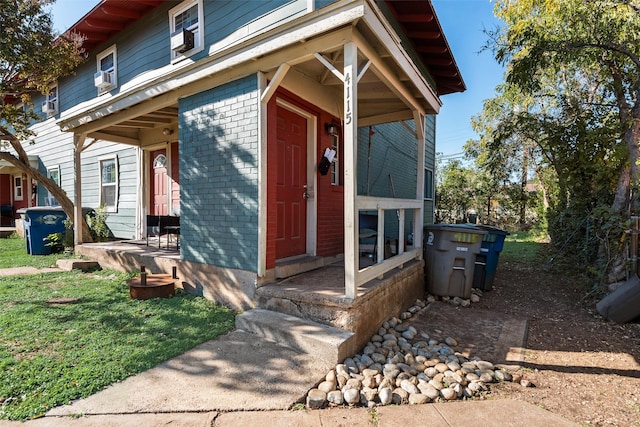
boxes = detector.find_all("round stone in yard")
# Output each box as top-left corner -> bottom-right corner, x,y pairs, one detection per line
306,389 -> 326,409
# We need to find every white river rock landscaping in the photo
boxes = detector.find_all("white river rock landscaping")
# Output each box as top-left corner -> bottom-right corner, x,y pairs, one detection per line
305,293 -> 529,409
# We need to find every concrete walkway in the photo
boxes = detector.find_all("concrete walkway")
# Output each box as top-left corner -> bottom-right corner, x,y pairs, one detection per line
0,266 -> 61,276
0,330 -> 576,427
2,400 -> 578,426
0,264 -> 578,426
0,329 -> 578,427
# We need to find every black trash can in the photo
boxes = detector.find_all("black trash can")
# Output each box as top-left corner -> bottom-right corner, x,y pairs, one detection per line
23,207 -> 68,255
424,224 -> 487,299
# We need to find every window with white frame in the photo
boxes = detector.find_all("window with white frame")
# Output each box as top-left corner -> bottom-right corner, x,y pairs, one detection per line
46,166 -> 60,206
13,175 -> 23,201
330,136 -> 340,186
424,168 -> 434,200
169,0 -> 204,61
42,84 -> 58,116
95,45 -> 117,93
99,157 -> 119,212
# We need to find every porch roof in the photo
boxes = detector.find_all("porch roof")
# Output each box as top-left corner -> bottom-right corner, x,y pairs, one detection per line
0,155 -> 39,174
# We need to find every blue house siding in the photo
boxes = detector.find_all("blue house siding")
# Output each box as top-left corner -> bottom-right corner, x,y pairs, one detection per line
179,75 -> 259,271
357,121 -> 418,241
56,0 -> 305,112
424,115 -> 436,225
26,119 -> 76,206
80,142 -> 139,239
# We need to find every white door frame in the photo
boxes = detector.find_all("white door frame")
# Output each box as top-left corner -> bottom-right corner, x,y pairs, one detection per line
275,97 -> 318,258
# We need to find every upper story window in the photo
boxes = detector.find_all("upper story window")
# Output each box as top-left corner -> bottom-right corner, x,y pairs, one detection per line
41,84 -> 58,117
169,0 -> 204,62
95,45 -> 117,94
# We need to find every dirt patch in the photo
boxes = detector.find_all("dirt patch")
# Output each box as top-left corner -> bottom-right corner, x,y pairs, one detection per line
471,260 -> 640,426
407,301 -> 527,366
45,297 -> 80,305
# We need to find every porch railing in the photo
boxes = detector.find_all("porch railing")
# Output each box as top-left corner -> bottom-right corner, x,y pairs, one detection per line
353,195 -> 423,288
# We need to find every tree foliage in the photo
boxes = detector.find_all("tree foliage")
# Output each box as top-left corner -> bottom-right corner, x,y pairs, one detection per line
479,0 -> 640,283
0,0 -> 89,240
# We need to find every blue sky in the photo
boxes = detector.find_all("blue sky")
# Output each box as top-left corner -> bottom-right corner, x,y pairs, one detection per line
432,0 -> 505,157
48,0 -> 505,157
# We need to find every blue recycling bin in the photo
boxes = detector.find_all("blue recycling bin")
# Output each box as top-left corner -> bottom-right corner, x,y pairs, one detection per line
472,225 -> 509,290
23,207 -> 68,255
424,224 -> 487,299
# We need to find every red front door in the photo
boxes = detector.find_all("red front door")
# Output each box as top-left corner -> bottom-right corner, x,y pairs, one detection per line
276,106 -> 307,259
150,149 -> 168,216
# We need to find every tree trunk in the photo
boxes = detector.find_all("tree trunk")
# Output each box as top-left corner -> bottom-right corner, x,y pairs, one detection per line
601,166 -> 630,284
519,146 -> 528,230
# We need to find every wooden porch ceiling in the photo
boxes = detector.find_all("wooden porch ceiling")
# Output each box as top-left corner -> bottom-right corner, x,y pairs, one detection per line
86,105 -> 178,145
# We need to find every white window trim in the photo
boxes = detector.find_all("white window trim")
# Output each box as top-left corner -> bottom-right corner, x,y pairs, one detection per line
46,166 -> 61,206
99,156 -> 119,212
96,44 -> 118,94
13,175 -> 23,201
42,84 -> 58,117
330,135 -> 340,186
169,0 -> 204,63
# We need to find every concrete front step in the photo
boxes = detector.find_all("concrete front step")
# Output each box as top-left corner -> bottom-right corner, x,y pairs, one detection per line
235,309 -> 355,365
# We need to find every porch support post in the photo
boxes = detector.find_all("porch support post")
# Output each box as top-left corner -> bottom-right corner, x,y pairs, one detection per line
73,133 -> 86,246
414,111 -> 425,253
136,147 -> 144,240
257,72 -> 269,277
344,41 -> 358,300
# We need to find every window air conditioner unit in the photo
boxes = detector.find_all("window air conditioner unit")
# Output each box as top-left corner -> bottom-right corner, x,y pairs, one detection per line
170,28 -> 194,53
41,101 -> 55,114
94,70 -> 112,89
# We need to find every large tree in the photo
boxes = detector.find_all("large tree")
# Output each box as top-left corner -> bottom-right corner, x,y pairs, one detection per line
493,0 -> 640,211
489,0 -> 638,281
0,0 -> 89,240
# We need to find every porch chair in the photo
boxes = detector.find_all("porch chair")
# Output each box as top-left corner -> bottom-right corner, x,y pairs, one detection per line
146,215 -> 162,248
359,212 -> 378,259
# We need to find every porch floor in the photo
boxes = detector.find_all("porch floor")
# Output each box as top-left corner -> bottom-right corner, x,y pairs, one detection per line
0,226 -> 16,238
76,240 -> 180,272
261,258 -> 388,305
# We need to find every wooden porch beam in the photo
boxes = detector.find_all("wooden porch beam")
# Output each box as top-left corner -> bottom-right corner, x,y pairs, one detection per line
414,110 -> 425,252
358,110 -> 413,128
344,41 -> 359,300
353,31 -> 425,116
257,72 -> 268,277
73,133 -> 87,246
314,53 -> 344,82
260,63 -> 290,103
88,131 -> 140,146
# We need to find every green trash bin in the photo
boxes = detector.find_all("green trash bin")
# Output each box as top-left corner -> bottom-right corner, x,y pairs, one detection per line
424,224 -> 487,299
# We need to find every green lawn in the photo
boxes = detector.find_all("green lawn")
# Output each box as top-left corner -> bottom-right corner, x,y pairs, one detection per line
499,231 -> 550,265
0,233 -> 76,269
0,236 -> 236,421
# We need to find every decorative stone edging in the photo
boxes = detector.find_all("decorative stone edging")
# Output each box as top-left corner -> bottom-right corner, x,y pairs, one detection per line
305,293 -> 533,409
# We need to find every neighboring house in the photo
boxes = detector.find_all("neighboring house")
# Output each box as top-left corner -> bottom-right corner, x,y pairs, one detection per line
9,0 -> 464,350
